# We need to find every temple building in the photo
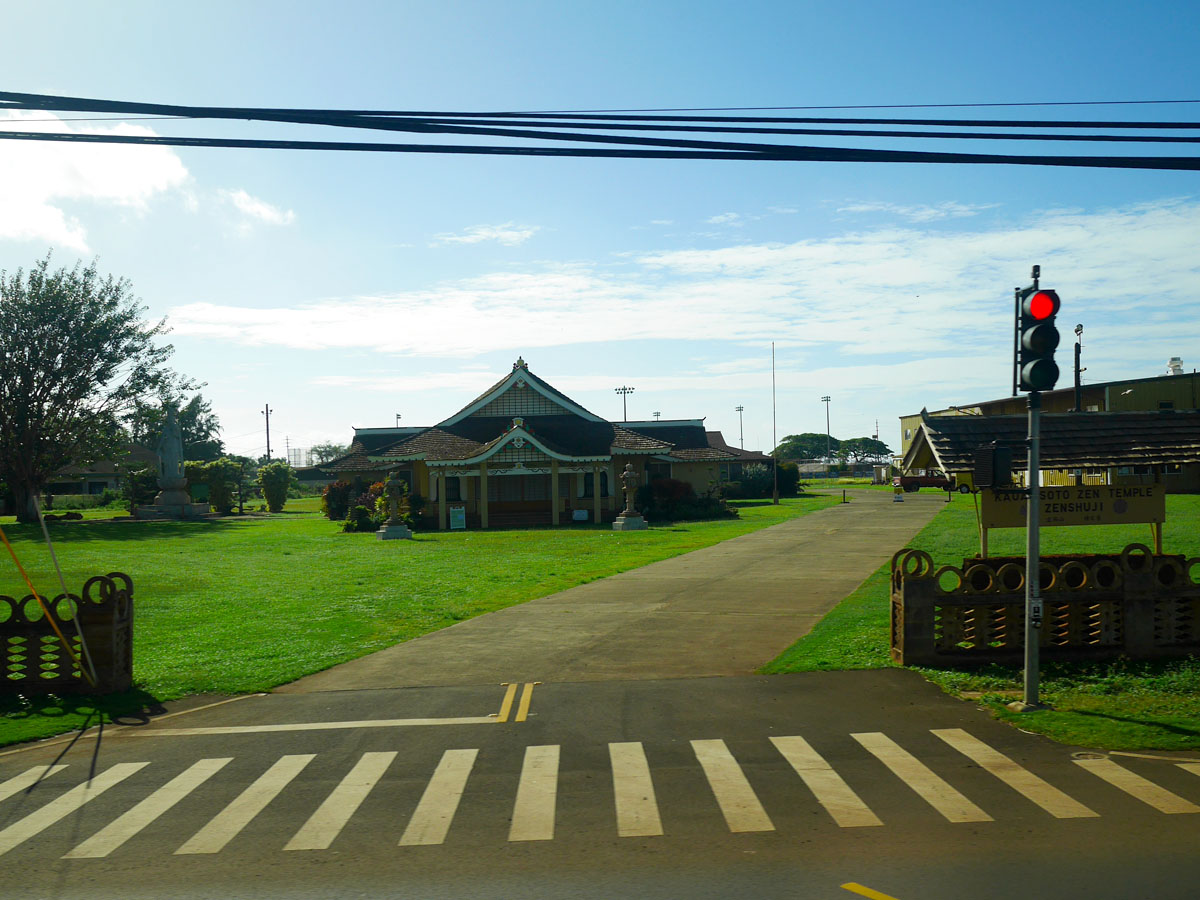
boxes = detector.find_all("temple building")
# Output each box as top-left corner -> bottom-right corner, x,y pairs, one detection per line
325,358 -> 773,529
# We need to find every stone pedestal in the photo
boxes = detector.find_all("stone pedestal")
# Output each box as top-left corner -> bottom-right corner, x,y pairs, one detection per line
612,514 -> 648,531
377,523 -> 413,540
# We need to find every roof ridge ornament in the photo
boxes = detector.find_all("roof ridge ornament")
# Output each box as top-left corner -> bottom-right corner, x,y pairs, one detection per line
514,356 -> 527,369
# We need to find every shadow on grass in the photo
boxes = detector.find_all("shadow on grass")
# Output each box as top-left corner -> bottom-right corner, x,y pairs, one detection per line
0,518 -> 244,543
1064,708 -> 1200,739
1,687 -> 165,724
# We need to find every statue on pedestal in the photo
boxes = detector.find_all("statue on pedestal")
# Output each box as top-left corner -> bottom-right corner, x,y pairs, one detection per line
136,403 -> 203,519
612,462 -> 648,531
377,469 -> 413,540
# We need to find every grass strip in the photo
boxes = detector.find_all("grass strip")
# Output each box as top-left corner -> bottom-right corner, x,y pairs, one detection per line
763,493 -> 1200,751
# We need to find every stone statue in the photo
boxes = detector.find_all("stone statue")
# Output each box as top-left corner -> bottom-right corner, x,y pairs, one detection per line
619,463 -> 639,516
136,403 -> 202,519
377,469 -> 414,540
384,470 -> 406,525
155,405 -> 186,490
612,462 -> 648,531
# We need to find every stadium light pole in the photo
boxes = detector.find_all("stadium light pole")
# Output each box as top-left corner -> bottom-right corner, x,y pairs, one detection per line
615,385 -> 634,422
735,405 -> 744,449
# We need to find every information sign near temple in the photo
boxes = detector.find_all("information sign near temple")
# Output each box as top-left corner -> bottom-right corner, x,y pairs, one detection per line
981,484 -> 1166,529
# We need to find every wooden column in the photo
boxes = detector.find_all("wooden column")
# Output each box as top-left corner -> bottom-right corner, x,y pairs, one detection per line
480,462 -> 489,530
551,460 -> 560,526
593,465 -> 602,524
437,470 -> 447,531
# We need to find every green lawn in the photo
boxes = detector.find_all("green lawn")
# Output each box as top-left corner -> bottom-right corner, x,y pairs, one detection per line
764,492 -> 1200,751
0,494 -> 836,746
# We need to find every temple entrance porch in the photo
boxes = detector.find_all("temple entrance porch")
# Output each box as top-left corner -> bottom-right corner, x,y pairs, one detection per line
426,464 -> 617,530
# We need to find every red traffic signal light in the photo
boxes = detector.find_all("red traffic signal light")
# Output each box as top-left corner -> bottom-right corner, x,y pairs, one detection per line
1025,290 -> 1060,321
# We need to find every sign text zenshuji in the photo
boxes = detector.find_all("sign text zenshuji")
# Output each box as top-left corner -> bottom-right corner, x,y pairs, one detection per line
981,484 -> 1165,529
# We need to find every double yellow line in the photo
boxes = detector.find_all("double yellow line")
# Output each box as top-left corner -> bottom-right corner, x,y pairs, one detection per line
495,682 -> 540,723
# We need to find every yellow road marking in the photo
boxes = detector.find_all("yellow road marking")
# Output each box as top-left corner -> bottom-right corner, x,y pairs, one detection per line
842,882 -> 902,900
496,683 -> 519,723
515,682 -> 539,722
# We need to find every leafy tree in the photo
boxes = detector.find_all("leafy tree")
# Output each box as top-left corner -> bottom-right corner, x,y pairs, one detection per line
0,255 -> 178,523
309,442 -> 349,465
257,461 -> 293,513
839,437 -> 894,464
774,432 -> 840,460
127,393 -> 224,461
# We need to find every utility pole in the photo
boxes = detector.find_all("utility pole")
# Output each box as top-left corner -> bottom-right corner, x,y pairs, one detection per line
615,386 -> 634,422
261,404 -> 273,460
771,345 -> 778,504
822,396 -> 832,461
653,411 -> 661,421
1073,324 -> 1084,412
735,405 -> 744,448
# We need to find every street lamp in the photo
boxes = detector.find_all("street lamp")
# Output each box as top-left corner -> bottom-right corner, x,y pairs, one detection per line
735,405 -> 744,448
822,396 -> 832,461
615,385 -> 635,422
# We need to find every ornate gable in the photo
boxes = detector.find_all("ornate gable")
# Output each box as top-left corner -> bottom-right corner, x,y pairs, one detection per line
440,357 -> 604,426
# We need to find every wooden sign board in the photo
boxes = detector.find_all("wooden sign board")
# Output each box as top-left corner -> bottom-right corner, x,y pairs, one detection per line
981,484 -> 1165,529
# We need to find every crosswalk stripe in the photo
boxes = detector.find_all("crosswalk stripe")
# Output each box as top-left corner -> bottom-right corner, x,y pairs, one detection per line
398,749 -> 478,846
1074,758 -> 1200,814
0,762 -> 149,856
63,758 -> 232,858
1179,763 -> 1200,779
284,752 -> 398,851
932,729 -> 1098,819
851,732 -> 992,823
609,742 -> 663,837
175,754 -> 315,855
690,739 -> 774,832
508,745 -> 559,842
0,764 -> 68,803
770,736 -> 882,828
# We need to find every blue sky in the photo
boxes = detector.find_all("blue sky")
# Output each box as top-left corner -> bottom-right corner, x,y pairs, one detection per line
1,1 -> 1198,459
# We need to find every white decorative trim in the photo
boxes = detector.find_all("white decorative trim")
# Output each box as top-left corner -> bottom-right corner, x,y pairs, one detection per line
438,368 -> 604,426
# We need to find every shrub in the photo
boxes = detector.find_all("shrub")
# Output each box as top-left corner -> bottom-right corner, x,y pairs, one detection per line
203,457 -> 242,514
636,478 -> 738,523
257,461 -> 293,513
777,461 -> 801,497
322,481 -> 354,520
739,464 -> 775,499
342,504 -> 382,533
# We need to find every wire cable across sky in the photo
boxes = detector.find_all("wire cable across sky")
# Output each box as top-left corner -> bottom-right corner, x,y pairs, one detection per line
0,90 -> 1197,170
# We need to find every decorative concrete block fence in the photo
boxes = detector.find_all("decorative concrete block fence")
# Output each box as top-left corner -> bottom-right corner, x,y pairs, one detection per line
1,573 -> 133,694
890,545 -> 1200,666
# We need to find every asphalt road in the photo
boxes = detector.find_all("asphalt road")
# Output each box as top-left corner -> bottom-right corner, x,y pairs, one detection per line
4,672 -> 1199,900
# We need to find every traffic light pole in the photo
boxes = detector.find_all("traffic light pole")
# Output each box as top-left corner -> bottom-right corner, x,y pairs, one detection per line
1013,389 -> 1044,711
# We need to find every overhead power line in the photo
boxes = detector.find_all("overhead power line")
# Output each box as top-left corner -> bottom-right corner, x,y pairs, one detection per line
0,90 -> 1196,171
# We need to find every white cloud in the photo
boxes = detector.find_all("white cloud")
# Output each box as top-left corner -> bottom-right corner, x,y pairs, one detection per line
650,219 -> 674,226
219,188 -> 295,226
0,110 -> 189,252
837,200 -> 998,222
169,198 -> 1200,405
705,212 -> 742,225
431,223 -> 539,246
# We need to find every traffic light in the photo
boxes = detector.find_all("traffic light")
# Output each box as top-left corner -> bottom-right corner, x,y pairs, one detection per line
1018,288 -> 1061,392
